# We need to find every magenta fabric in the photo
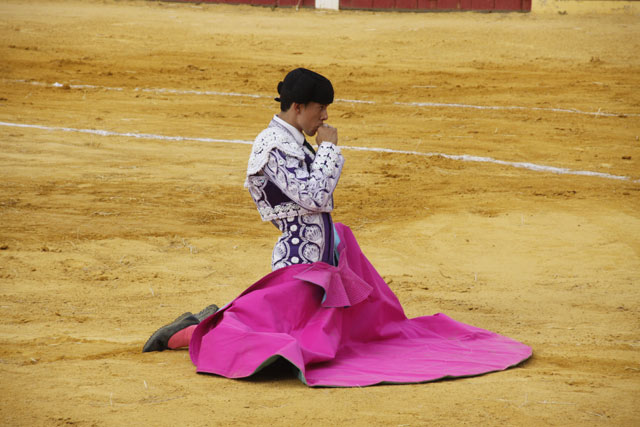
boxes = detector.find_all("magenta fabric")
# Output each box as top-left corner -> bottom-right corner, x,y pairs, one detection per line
189,223 -> 532,387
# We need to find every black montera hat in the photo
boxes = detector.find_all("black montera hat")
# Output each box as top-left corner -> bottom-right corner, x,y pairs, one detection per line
275,68 -> 334,105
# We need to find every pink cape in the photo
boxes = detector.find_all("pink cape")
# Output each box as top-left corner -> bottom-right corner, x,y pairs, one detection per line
190,223 -> 531,387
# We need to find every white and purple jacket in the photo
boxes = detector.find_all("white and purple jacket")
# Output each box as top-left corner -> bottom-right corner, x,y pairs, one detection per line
245,115 -> 344,270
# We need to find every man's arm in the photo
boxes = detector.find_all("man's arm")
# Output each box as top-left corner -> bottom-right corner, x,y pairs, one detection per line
262,144 -> 344,212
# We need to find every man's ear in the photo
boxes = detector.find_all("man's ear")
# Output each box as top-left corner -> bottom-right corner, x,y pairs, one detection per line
292,102 -> 302,114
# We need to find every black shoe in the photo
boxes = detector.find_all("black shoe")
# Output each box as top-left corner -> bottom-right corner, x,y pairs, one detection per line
195,304 -> 219,322
142,312 -> 199,353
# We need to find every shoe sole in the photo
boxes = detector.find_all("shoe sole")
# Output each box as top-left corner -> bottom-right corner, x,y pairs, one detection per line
195,304 -> 219,322
142,312 -> 199,353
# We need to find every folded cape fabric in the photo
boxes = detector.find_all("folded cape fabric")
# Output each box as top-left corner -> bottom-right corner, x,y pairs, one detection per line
190,223 -> 532,387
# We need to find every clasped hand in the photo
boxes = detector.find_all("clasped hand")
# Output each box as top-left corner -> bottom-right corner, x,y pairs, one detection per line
316,124 -> 338,146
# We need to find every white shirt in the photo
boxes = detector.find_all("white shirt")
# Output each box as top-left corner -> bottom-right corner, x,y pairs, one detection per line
272,114 -> 305,146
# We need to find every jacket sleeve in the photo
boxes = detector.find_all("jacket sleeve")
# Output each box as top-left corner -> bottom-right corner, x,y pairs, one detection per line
261,142 -> 344,212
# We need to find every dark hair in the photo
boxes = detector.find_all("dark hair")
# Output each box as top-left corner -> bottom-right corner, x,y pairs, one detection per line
275,68 -> 334,112
280,96 -> 294,113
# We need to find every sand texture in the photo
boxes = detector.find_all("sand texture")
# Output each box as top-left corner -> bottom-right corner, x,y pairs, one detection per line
1,1 -> 639,425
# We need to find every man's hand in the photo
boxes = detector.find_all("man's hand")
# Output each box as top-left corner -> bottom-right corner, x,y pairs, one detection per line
316,124 -> 338,146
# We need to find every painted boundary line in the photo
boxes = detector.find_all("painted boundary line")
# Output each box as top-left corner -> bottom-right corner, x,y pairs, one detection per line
1,121 -> 636,183
394,102 -> 637,118
0,121 -> 252,146
5,79 -> 639,118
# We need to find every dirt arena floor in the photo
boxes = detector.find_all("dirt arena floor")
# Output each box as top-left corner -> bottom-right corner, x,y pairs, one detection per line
1,0 -> 639,425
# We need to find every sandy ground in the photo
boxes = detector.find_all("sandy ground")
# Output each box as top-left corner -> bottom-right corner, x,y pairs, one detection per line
1,0 -> 639,425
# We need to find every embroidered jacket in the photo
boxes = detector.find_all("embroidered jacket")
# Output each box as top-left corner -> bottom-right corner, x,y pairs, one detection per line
246,116 -> 344,270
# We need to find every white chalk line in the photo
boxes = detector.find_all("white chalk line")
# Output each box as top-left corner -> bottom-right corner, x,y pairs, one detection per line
394,101 -> 637,118
8,79 -> 268,99
5,79 -> 366,104
0,121 -> 252,146
1,121 -> 637,183
5,79 -> 638,117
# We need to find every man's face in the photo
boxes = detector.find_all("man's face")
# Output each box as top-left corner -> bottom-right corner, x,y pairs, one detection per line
296,102 -> 329,136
